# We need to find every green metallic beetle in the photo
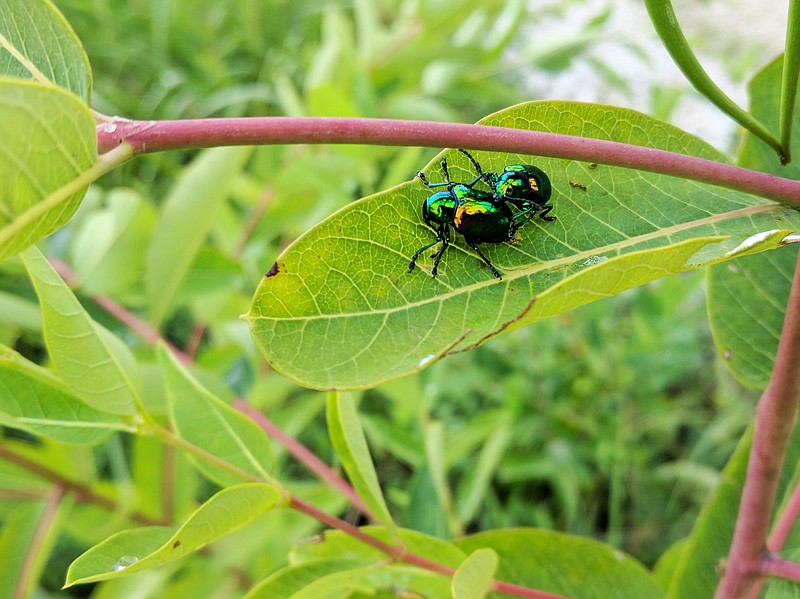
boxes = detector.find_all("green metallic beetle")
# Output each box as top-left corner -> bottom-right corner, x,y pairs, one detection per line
408,149 -> 555,280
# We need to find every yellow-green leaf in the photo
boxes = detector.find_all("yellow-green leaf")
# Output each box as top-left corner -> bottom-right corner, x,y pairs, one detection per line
20,245 -> 141,416
0,0 -> 91,99
65,484 -> 284,586
0,79 -> 96,259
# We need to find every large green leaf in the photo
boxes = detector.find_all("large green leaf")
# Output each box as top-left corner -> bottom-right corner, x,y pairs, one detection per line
65,483 -> 284,586
0,79 -> 96,260
0,0 -> 91,99
0,344 -> 131,444
246,101 -> 800,389
709,57 -> 799,389
20,245 -> 141,416
455,529 -> 666,599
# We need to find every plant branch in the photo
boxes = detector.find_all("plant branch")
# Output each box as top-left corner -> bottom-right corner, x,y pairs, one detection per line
233,399 -> 375,520
289,496 -> 570,599
97,116 -> 800,206
0,446 -> 161,526
768,479 -> 800,551
760,553 -> 800,583
14,483 -> 65,599
715,248 -> 800,598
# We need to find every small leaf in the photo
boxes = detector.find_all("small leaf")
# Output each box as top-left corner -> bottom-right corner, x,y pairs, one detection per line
452,548 -> 499,599
0,0 -> 92,99
0,79 -> 96,259
158,344 -> 275,486
455,529 -> 666,599
246,101 -> 800,390
146,147 -> 251,325
0,344 -> 131,444
20,245 -> 141,416
65,483 -> 284,586
326,392 -> 397,535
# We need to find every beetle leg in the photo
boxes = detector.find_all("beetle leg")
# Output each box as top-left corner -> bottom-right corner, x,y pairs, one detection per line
409,225 -> 449,277
430,225 -> 450,277
465,240 -> 503,280
417,170 -> 450,189
538,204 -> 556,221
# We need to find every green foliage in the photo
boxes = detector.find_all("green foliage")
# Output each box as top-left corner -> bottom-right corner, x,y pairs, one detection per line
1,0 -> 799,598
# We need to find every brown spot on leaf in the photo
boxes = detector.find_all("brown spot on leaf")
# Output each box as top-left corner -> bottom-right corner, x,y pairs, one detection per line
265,262 -> 280,277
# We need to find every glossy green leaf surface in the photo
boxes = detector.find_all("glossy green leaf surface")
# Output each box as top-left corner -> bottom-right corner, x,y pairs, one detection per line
452,548 -> 498,599
0,501 -> 46,599
455,529 -> 666,599
0,0 -> 91,99
244,559 -> 367,598
0,344 -> 130,444
146,146 -> 252,325
246,101 -> 800,389
21,245 -> 142,416
0,79 -> 95,260
326,393 -> 396,536
709,57 -> 800,389
65,483 -> 284,586
158,345 -> 275,486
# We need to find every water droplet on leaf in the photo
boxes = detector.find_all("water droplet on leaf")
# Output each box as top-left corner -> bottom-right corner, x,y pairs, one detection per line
112,555 -> 139,571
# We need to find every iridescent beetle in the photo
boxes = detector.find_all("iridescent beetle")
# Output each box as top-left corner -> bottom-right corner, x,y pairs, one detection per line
408,149 -> 555,280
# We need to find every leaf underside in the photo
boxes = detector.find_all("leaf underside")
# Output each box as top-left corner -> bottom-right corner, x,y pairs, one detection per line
247,100 -> 800,390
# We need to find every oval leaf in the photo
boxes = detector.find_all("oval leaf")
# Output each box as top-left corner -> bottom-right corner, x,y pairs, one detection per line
246,101 -> 800,389
0,79 -> 96,259
20,245 -> 141,416
65,483 -> 284,586
0,0 -> 91,99
0,345 -> 131,444
158,344 -> 275,486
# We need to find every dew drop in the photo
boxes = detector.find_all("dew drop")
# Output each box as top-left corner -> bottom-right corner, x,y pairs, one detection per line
105,122 -> 117,133
112,555 -> 139,571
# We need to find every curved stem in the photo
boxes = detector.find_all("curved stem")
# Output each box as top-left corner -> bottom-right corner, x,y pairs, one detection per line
96,116 -> 800,206
715,249 -> 800,598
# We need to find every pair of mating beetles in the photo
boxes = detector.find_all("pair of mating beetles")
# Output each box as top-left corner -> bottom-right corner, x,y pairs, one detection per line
408,149 -> 555,280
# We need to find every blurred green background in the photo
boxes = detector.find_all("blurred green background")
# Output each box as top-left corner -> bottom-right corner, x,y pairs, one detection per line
9,0 -> 787,594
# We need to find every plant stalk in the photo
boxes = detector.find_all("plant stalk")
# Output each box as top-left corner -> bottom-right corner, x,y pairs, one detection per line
715,248 -> 800,598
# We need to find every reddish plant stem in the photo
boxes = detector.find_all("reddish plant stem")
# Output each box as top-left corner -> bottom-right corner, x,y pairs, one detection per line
289,496 -> 570,599
761,553 -> 800,583
0,446 -> 161,526
233,399 -> 373,520
768,480 -> 800,551
14,483 -> 65,599
715,249 -> 800,598
47,258 -> 191,364
97,116 -> 800,206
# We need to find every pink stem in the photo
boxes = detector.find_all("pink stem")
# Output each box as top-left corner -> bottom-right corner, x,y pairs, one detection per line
97,116 -> 800,206
715,249 -> 800,598
768,480 -> 800,551
234,399 -> 375,520
760,553 -> 800,583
